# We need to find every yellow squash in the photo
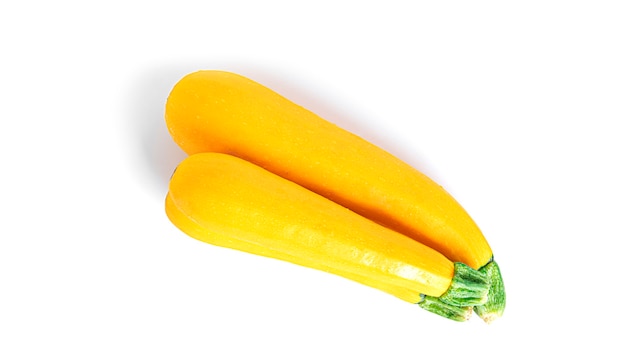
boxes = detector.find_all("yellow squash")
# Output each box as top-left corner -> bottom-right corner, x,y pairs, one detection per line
166,153 -> 487,321
166,70 -> 489,268
164,70 -> 505,321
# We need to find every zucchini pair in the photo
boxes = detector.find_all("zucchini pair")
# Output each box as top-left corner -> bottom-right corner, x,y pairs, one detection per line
164,70 -> 505,322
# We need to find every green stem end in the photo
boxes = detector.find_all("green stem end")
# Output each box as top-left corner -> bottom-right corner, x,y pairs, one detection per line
438,262 -> 490,307
417,262 -> 491,322
473,260 -> 506,324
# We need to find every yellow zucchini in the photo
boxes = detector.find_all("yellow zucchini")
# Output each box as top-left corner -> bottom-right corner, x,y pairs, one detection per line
165,194 -> 426,305
166,153 -> 486,321
165,70 -> 505,322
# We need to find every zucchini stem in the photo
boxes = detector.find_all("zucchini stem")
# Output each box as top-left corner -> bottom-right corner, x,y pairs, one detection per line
417,262 -> 491,322
438,262 -> 490,307
473,260 -> 506,323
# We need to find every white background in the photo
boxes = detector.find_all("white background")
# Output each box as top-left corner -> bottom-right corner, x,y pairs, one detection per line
1,1 -> 625,360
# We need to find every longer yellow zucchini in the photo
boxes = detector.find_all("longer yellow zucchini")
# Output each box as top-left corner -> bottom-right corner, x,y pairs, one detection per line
165,70 -> 505,322
166,153 -> 487,321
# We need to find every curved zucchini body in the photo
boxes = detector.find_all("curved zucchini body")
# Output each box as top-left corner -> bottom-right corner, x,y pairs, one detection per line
165,70 -> 491,270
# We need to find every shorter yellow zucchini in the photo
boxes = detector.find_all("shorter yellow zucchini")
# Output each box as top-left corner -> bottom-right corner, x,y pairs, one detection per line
166,194 -> 425,304
166,153 -> 488,321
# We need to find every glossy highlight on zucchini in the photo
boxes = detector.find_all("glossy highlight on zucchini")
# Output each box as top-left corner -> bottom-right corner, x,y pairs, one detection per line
165,70 -> 505,322
166,153 -> 489,321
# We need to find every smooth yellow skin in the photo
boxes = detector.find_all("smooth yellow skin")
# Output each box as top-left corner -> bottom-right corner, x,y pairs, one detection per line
165,70 -> 493,269
166,153 -> 454,300
166,195 -> 423,303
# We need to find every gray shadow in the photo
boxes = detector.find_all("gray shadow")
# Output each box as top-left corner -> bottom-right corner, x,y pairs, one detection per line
125,64 -> 190,198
